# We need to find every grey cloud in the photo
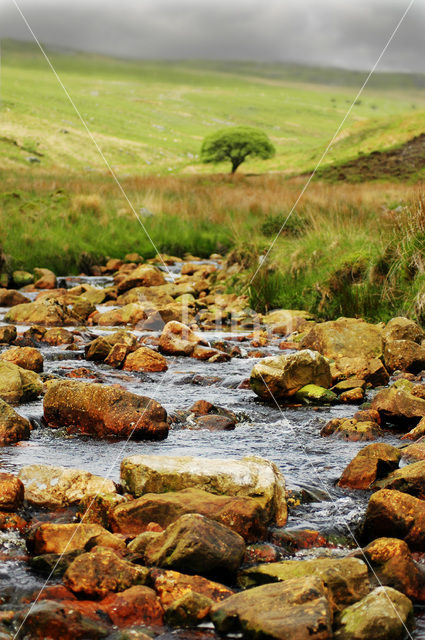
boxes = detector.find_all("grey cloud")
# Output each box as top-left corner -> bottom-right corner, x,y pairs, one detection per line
0,0 -> 424,72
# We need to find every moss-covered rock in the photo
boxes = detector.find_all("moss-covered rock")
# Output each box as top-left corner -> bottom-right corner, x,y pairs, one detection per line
334,586 -> 413,640
250,349 -> 331,401
210,576 -> 332,640
238,557 -> 369,611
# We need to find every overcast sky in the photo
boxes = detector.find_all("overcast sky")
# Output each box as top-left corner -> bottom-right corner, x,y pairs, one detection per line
1,0 -> 424,72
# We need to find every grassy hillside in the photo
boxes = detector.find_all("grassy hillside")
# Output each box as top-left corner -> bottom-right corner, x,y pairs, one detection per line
2,40 -> 425,176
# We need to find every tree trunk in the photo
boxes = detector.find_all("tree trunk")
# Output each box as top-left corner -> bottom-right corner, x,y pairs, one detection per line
231,159 -> 243,174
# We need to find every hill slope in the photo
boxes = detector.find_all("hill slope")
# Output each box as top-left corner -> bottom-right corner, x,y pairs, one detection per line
2,40 -> 425,176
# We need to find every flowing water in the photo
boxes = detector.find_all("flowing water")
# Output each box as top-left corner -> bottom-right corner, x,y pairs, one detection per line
0,263 -> 424,638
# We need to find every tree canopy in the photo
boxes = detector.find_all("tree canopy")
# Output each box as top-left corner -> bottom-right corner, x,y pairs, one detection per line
200,126 -> 275,174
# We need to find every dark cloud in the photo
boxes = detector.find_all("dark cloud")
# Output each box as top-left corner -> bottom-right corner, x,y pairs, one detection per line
1,0 -> 424,72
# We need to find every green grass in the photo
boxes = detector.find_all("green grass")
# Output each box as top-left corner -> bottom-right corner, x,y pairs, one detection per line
2,40 -> 425,176
2,41 -> 425,324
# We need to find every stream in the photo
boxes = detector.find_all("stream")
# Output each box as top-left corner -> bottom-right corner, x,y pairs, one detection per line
0,261 -> 424,639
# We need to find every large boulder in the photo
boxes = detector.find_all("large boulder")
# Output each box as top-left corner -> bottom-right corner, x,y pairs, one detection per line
117,265 -> 166,293
0,346 -> 43,372
63,547 -> 148,598
300,317 -> 383,359
0,398 -> 31,445
110,487 -> 267,541
383,339 -> 425,374
337,443 -> 401,490
43,381 -> 168,440
250,349 -> 331,401
123,347 -> 168,372
238,557 -> 369,611
356,537 -> 425,603
383,317 -> 424,344
158,321 -> 203,356
371,379 -> 425,426
144,513 -> 245,577
18,464 -> 117,508
4,299 -> 78,326
210,576 -> 332,640
334,586 -> 413,640
363,489 -> 425,549
0,361 -> 42,405
120,454 -> 287,526
374,460 -> 425,498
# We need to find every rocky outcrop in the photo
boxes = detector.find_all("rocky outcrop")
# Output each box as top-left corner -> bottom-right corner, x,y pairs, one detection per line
0,361 -> 42,405
250,349 -> 331,401
110,487 -> 267,541
210,576 -> 332,639
144,513 -> 245,577
238,557 -> 369,611
120,454 -> 287,526
337,443 -> 401,490
0,398 -> 31,445
18,464 -> 117,508
43,380 -> 168,440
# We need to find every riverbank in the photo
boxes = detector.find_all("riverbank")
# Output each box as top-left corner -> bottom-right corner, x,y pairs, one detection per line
1,170 -> 424,323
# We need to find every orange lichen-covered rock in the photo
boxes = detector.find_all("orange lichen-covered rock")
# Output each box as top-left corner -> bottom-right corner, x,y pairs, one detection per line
123,347 -> 168,372
355,537 -> 425,602
149,568 -> 234,608
63,547 -> 149,598
363,489 -> 425,550
43,380 -> 168,440
99,586 -> 164,627
110,487 -> 267,542
337,443 -> 401,490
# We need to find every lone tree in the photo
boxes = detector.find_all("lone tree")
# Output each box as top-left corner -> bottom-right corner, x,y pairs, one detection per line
200,126 -> 275,174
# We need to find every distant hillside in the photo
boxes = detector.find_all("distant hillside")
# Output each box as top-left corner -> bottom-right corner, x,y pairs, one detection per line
1,39 -> 425,177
